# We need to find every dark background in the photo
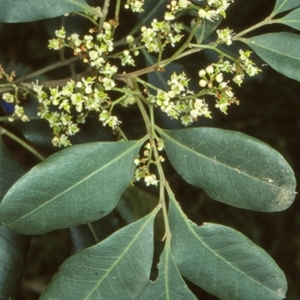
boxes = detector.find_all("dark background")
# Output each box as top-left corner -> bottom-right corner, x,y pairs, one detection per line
0,1 -> 299,299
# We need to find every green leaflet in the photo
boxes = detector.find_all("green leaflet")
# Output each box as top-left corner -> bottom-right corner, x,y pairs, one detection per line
169,197 -> 287,300
159,127 -> 296,212
272,0 -> 300,16
0,0 -> 98,23
40,212 -> 156,300
140,240 -> 197,300
0,140 -> 142,234
273,8 -> 300,31
241,32 -> 300,82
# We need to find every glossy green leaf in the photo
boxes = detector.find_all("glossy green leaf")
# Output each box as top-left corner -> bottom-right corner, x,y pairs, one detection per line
241,33 -> 300,82
40,212 -> 156,300
0,140 -> 142,234
169,197 -> 287,300
159,128 -> 296,212
0,227 -> 30,300
274,8 -> 300,31
0,0 -> 99,23
272,0 -> 300,16
141,240 -> 197,300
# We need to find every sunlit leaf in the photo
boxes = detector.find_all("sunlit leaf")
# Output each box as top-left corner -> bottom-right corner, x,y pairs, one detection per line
169,197 -> 287,300
0,140 -> 142,234
0,0 -> 99,23
273,8 -> 300,31
40,212 -> 156,300
159,128 -> 296,212
141,240 -> 197,300
241,32 -> 300,82
271,0 -> 300,16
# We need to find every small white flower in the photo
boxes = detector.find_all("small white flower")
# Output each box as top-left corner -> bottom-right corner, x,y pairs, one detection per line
215,73 -> 224,83
144,174 -> 159,186
102,77 -> 116,90
217,28 -> 234,45
2,93 -> 15,103
199,79 -> 207,87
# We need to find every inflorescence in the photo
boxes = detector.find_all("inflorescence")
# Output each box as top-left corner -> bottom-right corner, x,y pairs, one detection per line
1,0 -> 260,150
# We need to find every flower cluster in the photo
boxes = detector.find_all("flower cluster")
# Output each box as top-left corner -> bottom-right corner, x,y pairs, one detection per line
217,28 -> 234,45
165,0 -> 191,20
125,0 -> 144,13
2,91 -> 29,122
133,138 -> 164,186
0,65 -> 16,82
49,22 -> 116,69
166,0 -> 233,21
37,22 -> 133,146
148,72 -> 211,126
198,0 -> 234,20
146,50 -> 260,124
198,51 -> 260,113
141,19 -> 183,53
234,50 -> 261,85
33,75 -> 121,147
1,66 -> 29,122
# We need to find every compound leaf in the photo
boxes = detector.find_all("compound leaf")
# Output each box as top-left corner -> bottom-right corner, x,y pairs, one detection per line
159,128 -> 296,212
241,32 -> 300,82
169,197 -> 287,300
0,0 -> 98,23
40,212 -> 156,300
0,140 -> 142,234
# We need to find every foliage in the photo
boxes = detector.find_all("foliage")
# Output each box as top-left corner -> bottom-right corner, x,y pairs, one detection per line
0,0 -> 299,299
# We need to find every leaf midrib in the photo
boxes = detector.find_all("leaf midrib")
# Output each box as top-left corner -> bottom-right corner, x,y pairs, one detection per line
173,199 -> 284,297
7,141 -> 140,226
83,212 -> 156,299
162,131 -> 290,193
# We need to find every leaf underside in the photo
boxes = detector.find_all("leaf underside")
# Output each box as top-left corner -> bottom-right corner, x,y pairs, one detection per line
160,127 -> 296,212
40,212 -> 156,300
0,141 -> 142,234
0,0 -> 92,23
274,8 -> 300,31
272,0 -> 300,16
169,197 -> 287,300
242,32 -> 300,82
140,240 -> 197,300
